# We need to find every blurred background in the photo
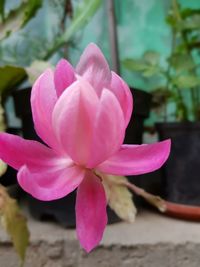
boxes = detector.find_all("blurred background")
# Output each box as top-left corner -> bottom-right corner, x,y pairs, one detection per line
1,0 -> 200,231
1,1 -> 200,266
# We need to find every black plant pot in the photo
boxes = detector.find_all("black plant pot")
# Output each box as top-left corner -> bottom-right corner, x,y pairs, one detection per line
156,122 -> 200,206
125,88 -> 152,144
13,87 -> 152,227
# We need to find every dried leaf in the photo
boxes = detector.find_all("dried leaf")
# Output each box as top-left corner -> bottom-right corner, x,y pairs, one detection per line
0,185 -> 29,264
25,60 -> 54,85
102,175 -> 137,223
0,160 -> 7,177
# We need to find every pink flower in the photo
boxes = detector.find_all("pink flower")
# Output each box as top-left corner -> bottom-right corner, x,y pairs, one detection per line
0,43 -> 170,252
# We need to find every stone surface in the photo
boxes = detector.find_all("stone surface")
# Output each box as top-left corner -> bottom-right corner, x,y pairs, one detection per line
1,210 -> 200,267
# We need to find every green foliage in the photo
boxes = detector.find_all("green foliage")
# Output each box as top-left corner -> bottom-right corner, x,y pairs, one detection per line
0,65 -> 26,98
45,0 -> 102,58
143,51 -> 160,65
0,0 -> 5,21
0,0 -> 101,65
172,75 -> 200,89
123,58 -> 149,72
123,0 -> 200,122
0,186 -> 29,265
123,51 -> 163,78
167,54 -> 196,73
0,0 -> 42,40
22,0 -> 42,27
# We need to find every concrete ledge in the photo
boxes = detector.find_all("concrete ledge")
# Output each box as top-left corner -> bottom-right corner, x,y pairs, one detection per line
1,210 -> 200,267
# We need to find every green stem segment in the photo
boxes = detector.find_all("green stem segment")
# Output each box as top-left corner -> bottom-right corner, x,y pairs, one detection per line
117,180 -> 200,221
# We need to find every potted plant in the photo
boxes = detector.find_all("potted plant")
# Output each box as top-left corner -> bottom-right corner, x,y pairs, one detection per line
123,0 -> 200,210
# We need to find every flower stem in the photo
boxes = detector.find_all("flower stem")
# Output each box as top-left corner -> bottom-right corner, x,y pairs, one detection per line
115,180 -> 167,212
115,180 -> 200,221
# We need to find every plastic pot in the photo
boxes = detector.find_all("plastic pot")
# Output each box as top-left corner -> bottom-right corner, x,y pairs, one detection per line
156,122 -> 200,206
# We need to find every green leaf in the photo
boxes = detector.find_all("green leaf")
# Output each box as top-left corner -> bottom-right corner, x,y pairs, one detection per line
166,14 -> 177,27
0,65 -> 26,97
58,0 -> 101,45
0,185 -> 29,264
123,53 -> 163,78
0,0 -> 42,40
143,51 -> 160,65
25,60 -> 54,85
0,0 -> 5,21
183,14 -> 200,30
168,54 -> 196,72
181,8 -> 200,19
142,65 -> 163,77
122,58 -> 148,72
22,0 -> 42,27
173,75 -> 200,89
102,175 -> 137,223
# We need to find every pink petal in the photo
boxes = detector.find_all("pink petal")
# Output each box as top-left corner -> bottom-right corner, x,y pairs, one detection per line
87,89 -> 125,168
76,171 -> 107,252
54,59 -> 75,97
97,139 -> 171,175
0,132 -> 59,170
76,43 -> 111,96
110,72 -> 133,126
31,69 -> 58,149
52,79 -> 99,165
18,165 -> 85,201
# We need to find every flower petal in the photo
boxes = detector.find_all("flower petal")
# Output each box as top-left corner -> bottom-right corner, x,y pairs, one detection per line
54,59 -> 75,97
97,140 -> 171,175
76,171 -> 107,252
52,79 -> 99,165
110,72 -> 133,126
87,89 -> 125,168
0,132 -> 59,170
76,43 -> 111,96
17,165 -> 85,201
31,69 -> 58,149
